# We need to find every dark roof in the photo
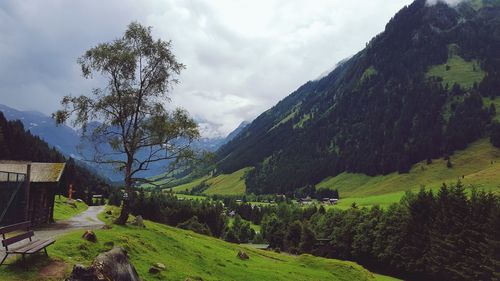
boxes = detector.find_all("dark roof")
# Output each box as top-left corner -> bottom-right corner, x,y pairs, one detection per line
0,161 -> 65,183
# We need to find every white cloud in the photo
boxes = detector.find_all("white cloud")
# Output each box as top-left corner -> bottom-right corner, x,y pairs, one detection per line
0,0 -> 413,137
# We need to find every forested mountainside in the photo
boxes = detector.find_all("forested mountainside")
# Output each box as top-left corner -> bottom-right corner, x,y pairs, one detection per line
216,0 -> 500,195
0,112 -> 109,200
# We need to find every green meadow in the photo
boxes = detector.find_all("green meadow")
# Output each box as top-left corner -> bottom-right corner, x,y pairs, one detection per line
426,46 -> 485,89
318,139 -> 500,208
0,207 -> 398,281
53,195 -> 88,221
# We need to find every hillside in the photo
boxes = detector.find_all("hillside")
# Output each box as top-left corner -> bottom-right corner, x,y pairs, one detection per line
170,167 -> 252,196
214,0 -> 500,195
0,208 -> 397,281
0,111 -> 109,201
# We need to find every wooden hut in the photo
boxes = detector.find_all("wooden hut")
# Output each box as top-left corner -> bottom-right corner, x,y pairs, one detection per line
0,161 -> 66,226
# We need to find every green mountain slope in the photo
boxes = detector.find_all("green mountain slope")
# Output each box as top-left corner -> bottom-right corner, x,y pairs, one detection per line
170,167 -> 252,196
0,208 -> 396,281
215,0 -> 500,195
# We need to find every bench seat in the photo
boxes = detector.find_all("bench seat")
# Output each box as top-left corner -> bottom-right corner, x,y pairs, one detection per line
0,221 -> 55,266
7,238 -> 55,254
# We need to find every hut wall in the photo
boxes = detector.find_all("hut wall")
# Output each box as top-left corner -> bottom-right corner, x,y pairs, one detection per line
29,183 -> 56,226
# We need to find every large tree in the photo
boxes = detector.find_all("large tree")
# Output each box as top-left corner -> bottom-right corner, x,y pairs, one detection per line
54,22 -> 199,224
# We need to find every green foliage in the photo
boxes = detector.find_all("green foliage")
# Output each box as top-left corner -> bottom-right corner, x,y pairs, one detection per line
224,215 -> 255,243
255,183 -> 500,281
54,22 -> 199,224
177,216 -> 212,236
360,66 -> 378,84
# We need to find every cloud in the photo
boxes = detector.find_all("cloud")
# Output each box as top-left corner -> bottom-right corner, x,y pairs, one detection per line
0,0 -> 413,137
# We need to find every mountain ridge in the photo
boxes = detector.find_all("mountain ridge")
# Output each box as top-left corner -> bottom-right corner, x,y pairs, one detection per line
214,0 -> 500,195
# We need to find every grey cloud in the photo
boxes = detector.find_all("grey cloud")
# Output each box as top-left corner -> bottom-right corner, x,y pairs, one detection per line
0,0 -> 413,137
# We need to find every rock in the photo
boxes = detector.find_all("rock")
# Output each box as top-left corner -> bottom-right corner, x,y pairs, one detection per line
82,230 -> 97,243
101,225 -> 113,230
76,199 -> 84,203
66,247 -> 140,281
154,263 -> 166,270
148,262 -> 166,274
237,250 -> 249,260
130,216 -> 145,227
149,266 -> 161,274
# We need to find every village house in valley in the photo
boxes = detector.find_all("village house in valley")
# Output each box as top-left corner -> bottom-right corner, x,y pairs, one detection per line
0,161 -> 66,226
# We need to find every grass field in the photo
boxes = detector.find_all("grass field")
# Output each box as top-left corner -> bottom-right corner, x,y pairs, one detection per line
426,49 -> 485,89
317,139 -> 500,208
170,167 -> 252,196
53,195 -> 88,221
0,207 -> 399,281
170,176 -> 210,193
203,167 -> 253,195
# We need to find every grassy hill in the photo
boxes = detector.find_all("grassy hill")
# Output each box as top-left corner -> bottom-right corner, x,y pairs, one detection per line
53,195 -> 88,221
0,207 -> 398,281
318,138 -> 500,208
170,167 -> 252,196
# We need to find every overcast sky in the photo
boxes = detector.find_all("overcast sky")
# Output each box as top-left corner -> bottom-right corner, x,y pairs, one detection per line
0,0 -> 414,138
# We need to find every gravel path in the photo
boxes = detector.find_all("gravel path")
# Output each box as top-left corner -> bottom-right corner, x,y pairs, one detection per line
35,205 -> 106,240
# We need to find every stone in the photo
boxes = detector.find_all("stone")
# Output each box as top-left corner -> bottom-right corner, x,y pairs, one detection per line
237,250 -> 249,260
149,266 -> 161,274
148,262 -> 166,274
101,225 -> 113,230
154,263 -> 166,270
82,230 -> 97,243
66,247 -> 140,281
130,215 -> 145,227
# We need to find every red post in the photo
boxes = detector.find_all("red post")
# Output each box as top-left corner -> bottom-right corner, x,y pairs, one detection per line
68,184 -> 74,200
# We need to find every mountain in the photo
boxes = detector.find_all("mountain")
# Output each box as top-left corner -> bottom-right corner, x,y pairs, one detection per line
0,111 -> 109,199
0,104 -> 250,181
215,0 -> 500,195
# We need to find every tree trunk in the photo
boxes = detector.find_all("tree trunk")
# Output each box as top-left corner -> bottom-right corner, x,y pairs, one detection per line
115,157 -> 133,225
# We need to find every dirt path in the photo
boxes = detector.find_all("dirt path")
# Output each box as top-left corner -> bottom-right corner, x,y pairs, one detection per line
0,206 -> 105,259
35,205 -> 106,240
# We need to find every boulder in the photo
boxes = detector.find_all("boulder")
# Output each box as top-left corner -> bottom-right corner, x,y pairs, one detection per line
66,247 -> 140,281
148,262 -> 166,274
130,216 -> 145,227
237,250 -> 249,260
82,230 -> 97,243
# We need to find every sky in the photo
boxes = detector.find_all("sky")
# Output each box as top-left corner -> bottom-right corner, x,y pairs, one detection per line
0,0 -> 415,138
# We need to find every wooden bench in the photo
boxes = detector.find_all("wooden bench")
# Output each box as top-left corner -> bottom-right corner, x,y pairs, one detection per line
0,221 -> 55,266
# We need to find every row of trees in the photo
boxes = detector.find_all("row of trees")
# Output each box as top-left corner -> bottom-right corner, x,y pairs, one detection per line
118,180 -> 499,280
260,182 -> 500,281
